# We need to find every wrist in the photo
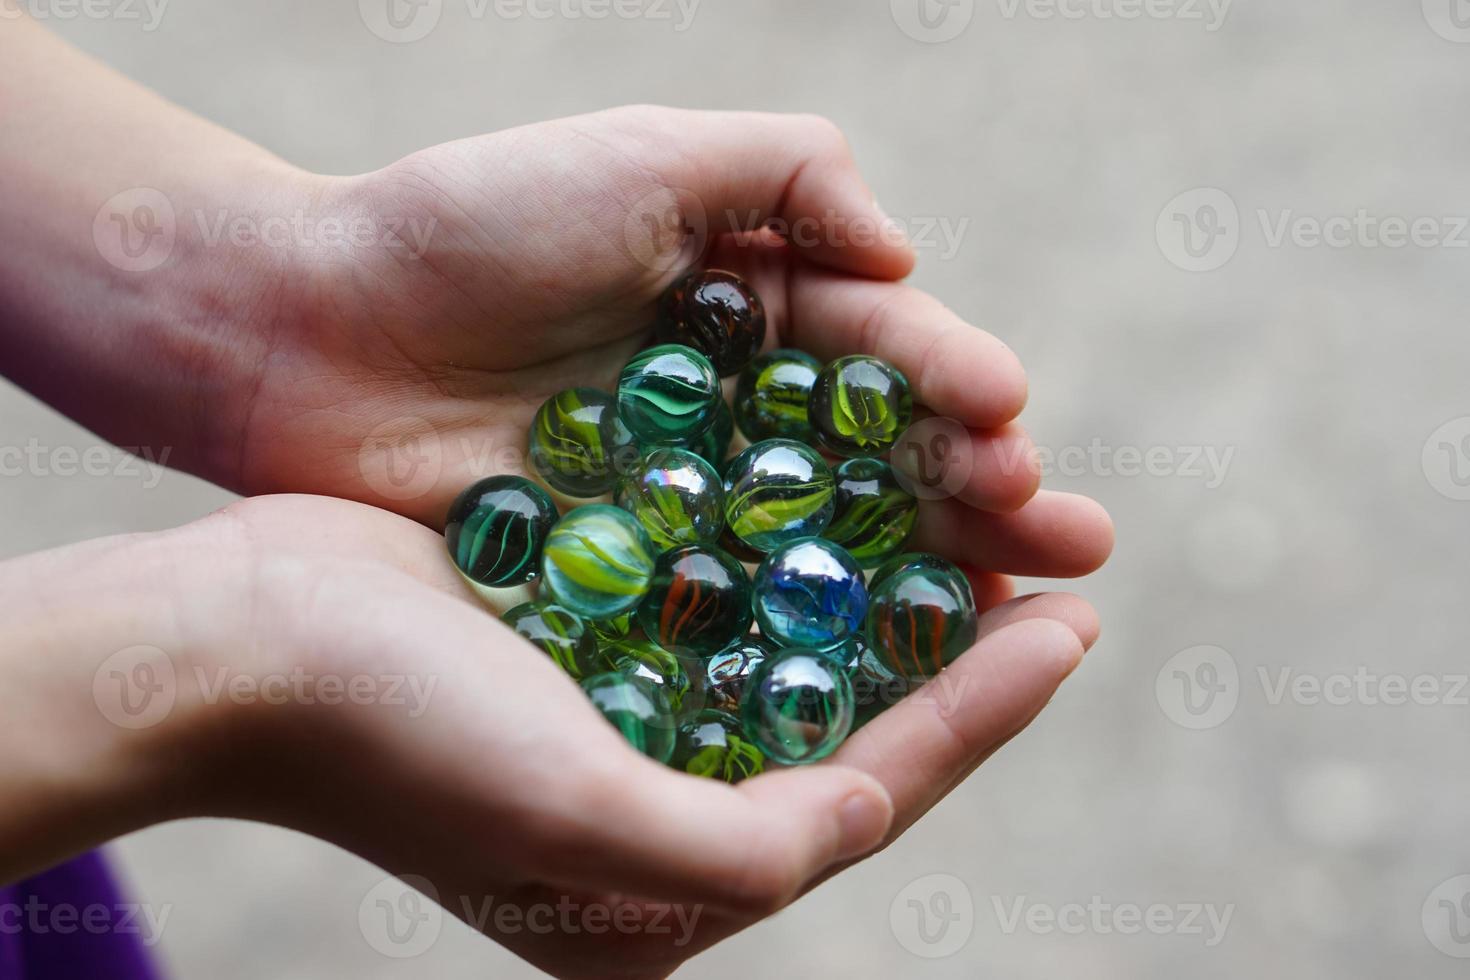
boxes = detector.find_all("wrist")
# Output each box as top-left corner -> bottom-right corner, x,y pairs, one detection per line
0,515 -> 269,880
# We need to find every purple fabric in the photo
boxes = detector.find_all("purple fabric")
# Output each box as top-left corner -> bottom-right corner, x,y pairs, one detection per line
0,851 -> 161,980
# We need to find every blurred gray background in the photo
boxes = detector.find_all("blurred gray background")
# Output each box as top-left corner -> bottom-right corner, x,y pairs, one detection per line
6,0 -> 1470,976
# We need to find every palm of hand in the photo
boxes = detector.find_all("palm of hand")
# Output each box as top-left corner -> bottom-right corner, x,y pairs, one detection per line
213,493 -> 1098,980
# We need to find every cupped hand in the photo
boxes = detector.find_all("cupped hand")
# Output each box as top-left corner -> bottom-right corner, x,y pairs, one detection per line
216,106 -> 1111,597
174,493 -> 1098,980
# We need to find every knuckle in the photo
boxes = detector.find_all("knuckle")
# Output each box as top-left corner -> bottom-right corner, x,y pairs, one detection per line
720,845 -> 802,915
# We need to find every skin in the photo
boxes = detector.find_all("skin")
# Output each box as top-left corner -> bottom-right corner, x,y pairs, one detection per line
0,15 -> 1115,980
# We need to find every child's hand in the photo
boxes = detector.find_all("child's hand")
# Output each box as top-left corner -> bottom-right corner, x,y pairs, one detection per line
212,107 -> 1112,586
0,493 -> 1097,978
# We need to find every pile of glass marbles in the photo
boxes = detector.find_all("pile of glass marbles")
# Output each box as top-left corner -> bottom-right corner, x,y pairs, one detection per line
444,269 -> 978,783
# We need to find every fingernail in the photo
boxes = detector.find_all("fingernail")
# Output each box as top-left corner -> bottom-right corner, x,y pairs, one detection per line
836,787 -> 893,862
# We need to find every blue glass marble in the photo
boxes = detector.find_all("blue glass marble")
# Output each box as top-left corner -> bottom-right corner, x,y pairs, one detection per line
753,538 -> 868,651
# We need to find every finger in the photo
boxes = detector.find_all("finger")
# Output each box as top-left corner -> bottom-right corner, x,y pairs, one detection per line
912,489 -> 1115,577
527,752 -> 892,915
786,269 -> 1029,429
617,107 -> 915,279
966,568 -> 1017,612
832,617 -> 1083,836
978,591 -> 1101,651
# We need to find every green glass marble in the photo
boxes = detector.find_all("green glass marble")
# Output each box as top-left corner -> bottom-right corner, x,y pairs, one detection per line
826,458 -> 918,568
528,388 -> 639,497
849,637 -> 910,729
677,396 -> 734,469
541,505 -> 656,619
610,637 -> 694,715
655,269 -> 767,377
582,671 -> 676,763
502,601 -> 602,680
753,538 -> 868,651
704,635 -> 773,714
870,552 -> 955,591
740,649 -> 856,765
672,709 -> 766,783
722,439 -> 836,553
444,476 -> 558,588
865,554 -> 979,680
735,349 -> 822,443
588,612 -> 634,644
808,355 -> 913,458
718,524 -> 764,565
638,545 -> 753,659
617,345 -> 722,446
614,448 -> 724,552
